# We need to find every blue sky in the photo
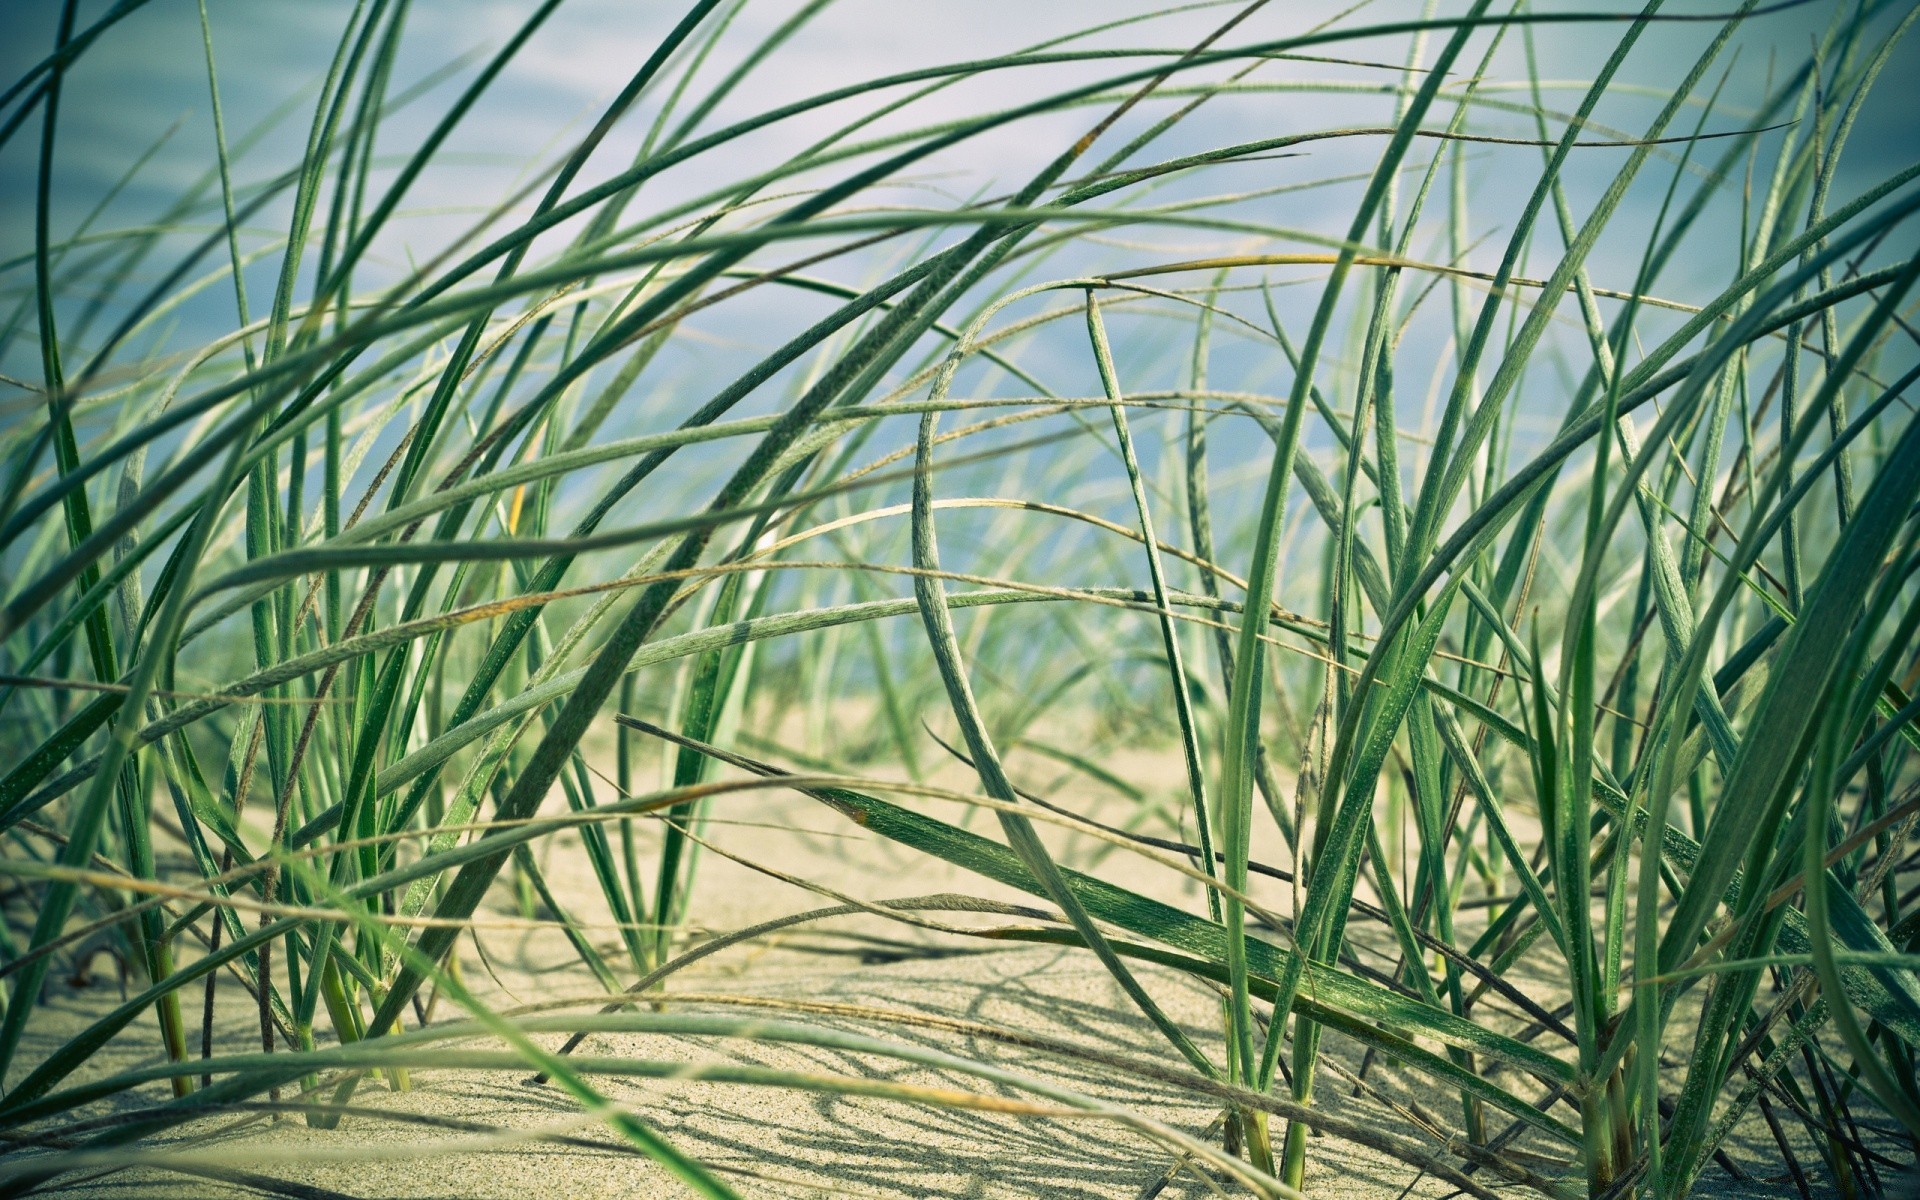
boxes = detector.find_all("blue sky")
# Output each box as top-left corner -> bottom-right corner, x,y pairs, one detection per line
3,0 -> 1915,445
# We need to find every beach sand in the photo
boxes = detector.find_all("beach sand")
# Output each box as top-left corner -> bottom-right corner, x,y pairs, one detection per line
8,741 -> 1847,1198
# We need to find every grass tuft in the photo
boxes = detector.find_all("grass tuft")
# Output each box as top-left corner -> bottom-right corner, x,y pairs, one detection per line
2,1 -> 1917,1196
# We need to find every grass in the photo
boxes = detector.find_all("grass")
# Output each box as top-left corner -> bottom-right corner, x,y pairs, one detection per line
1,0 -> 1918,1195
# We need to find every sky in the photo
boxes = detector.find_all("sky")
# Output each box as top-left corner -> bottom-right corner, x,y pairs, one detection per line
8,0 -> 1914,292
2,0 -> 1915,533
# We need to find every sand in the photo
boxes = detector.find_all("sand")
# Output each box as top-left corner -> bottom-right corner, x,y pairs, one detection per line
4,741 -> 1859,1198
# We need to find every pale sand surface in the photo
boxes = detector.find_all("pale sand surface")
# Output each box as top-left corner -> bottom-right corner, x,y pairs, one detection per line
8,739 -> 1857,1198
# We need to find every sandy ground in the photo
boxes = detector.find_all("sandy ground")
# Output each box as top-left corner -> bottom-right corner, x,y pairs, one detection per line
3,730 -> 1883,1198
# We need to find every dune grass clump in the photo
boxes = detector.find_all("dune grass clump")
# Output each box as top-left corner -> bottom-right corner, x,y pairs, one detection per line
2,0 -> 1919,1195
